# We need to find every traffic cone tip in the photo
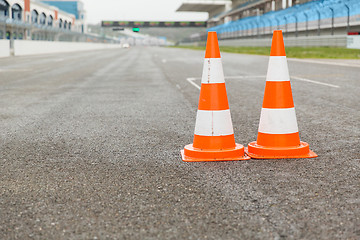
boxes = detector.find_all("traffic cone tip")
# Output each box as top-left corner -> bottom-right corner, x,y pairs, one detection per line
205,31 -> 221,59
270,30 -> 286,56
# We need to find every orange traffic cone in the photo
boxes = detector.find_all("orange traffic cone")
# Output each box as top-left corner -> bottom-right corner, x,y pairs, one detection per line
246,30 -> 317,159
181,32 -> 250,162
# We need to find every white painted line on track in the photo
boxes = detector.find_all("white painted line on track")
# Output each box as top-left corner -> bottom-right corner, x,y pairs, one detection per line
186,76 -> 266,90
288,58 -> 360,68
186,77 -> 201,90
187,75 -> 265,90
187,75 -> 340,89
292,76 -> 340,88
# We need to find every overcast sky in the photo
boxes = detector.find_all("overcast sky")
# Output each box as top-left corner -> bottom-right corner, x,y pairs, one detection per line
84,0 -> 209,24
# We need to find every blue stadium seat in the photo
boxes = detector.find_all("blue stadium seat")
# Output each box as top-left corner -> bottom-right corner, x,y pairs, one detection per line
208,0 -> 360,35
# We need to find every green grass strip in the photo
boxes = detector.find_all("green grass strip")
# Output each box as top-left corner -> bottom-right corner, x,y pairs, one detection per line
174,45 -> 360,59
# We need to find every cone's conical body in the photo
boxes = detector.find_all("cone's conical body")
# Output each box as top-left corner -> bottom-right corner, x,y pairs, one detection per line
181,32 -> 250,162
246,30 -> 317,159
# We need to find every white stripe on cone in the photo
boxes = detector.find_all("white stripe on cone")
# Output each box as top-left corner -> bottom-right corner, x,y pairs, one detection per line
266,56 -> 290,82
201,58 -> 225,84
258,108 -> 299,134
195,110 -> 234,136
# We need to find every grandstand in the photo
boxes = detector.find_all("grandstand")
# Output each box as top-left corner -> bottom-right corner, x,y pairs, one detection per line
0,0 -> 114,43
178,0 -> 360,44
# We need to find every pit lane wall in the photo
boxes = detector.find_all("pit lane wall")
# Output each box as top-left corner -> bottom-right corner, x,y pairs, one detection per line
0,40 -> 11,58
13,40 -> 121,56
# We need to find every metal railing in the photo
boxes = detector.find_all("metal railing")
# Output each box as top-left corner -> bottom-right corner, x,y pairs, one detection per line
181,0 -> 359,44
0,16 -> 118,43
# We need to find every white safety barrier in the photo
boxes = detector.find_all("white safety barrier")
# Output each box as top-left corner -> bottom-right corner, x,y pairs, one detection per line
347,36 -> 360,49
0,40 -> 10,58
182,35 -> 348,48
14,40 -> 122,56
219,35 -> 348,47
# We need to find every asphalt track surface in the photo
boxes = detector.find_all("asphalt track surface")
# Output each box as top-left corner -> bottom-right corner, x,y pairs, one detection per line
0,47 -> 359,239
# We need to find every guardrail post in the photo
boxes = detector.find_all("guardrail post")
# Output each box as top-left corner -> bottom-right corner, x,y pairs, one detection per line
1,20 -> 6,39
275,18 -> 280,30
344,3 -> 350,33
316,9 -> 321,36
260,19 -> 264,36
267,18 -> 272,35
329,7 -> 334,35
251,22 -> 255,36
304,12 -> 309,37
295,15 -> 298,37
9,29 -> 14,56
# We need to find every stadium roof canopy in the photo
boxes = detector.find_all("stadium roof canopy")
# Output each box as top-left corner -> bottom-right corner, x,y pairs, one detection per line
176,0 -> 231,13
